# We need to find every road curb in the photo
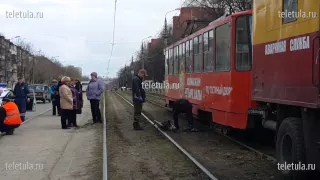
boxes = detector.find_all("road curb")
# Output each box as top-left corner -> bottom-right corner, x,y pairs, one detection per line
23,108 -> 52,124
103,92 -> 108,180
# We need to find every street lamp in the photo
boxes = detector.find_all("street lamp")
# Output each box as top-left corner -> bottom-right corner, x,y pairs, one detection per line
165,8 -> 180,17
164,8 -> 180,47
10,36 -> 20,40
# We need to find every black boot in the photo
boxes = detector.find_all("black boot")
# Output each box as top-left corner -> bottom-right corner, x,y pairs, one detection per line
133,122 -> 143,130
5,129 -> 14,135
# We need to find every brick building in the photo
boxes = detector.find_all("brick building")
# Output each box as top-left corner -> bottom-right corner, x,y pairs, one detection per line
170,7 -> 220,43
147,38 -> 162,50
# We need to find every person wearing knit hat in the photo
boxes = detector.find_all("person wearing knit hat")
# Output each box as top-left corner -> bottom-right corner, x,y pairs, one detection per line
90,72 -> 98,78
50,79 -> 59,115
52,75 -> 64,116
86,72 -> 105,123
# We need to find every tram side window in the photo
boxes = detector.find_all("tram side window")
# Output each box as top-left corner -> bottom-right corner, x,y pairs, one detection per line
193,36 -> 199,72
179,43 -> 183,73
186,40 -> 193,73
174,46 -> 179,74
216,23 -> 231,72
181,42 -> 186,73
169,48 -> 173,75
204,30 -> 214,72
165,50 -> 168,75
235,16 -> 251,71
282,0 -> 297,24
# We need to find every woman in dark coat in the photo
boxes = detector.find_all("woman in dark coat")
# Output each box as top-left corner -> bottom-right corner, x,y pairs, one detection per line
68,79 -> 80,127
75,79 -> 83,114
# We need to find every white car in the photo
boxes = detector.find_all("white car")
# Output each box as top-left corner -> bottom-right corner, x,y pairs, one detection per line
0,88 -> 12,105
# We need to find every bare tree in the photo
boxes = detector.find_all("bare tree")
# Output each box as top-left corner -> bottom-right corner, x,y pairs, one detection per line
183,0 -> 251,15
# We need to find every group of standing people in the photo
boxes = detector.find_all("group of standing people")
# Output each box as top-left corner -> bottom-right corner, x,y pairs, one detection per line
50,72 -> 104,129
0,71 -> 105,134
50,76 -> 83,129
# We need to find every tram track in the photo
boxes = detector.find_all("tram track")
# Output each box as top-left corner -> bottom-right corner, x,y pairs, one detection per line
114,91 -> 217,180
123,91 -> 276,162
144,92 -> 277,162
114,90 -> 281,180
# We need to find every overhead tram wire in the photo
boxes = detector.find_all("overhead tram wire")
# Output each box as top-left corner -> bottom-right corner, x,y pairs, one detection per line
107,0 -> 118,76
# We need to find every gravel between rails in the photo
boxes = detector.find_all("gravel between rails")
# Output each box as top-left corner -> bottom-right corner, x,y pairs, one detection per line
106,92 -> 210,180
117,91 -> 283,180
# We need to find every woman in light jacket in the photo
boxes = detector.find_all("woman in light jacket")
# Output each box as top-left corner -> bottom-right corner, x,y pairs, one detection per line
59,76 -> 73,129
86,72 -> 104,123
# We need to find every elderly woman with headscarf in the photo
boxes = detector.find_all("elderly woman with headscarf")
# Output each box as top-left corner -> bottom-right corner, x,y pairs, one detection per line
59,76 -> 73,129
86,72 -> 105,123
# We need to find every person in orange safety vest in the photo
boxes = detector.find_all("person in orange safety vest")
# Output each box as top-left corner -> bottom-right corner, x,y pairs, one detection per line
0,97 -> 22,135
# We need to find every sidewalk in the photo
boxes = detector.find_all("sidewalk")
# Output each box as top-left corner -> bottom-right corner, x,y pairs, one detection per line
0,98 -> 103,180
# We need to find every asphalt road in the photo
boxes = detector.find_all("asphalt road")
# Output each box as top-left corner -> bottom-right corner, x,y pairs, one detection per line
0,98 -> 103,180
25,101 -> 52,120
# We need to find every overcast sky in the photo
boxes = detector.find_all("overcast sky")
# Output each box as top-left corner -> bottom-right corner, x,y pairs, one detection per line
0,0 -> 183,78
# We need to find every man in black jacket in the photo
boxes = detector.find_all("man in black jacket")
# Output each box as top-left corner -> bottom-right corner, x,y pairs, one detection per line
171,99 -> 197,132
53,76 -> 63,116
13,78 -> 30,122
131,69 -> 147,130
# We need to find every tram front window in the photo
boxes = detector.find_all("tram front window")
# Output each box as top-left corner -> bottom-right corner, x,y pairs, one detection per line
235,15 -> 252,71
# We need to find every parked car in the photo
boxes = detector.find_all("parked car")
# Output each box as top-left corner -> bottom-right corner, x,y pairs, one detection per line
0,87 -> 36,111
28,84 -> 51,103
81,81 -> 89,92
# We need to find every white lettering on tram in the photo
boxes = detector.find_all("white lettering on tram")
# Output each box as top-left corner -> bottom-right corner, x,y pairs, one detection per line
265,40 -> 286,55
186,78 -> 201,86
185,88 -> 202,100
290,36 -> 310,51
205,86 -> 233,96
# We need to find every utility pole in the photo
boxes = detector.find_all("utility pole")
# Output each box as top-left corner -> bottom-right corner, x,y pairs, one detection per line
4,40 -> 7,83
141,43 -> 144,69
32,55 -> 35,84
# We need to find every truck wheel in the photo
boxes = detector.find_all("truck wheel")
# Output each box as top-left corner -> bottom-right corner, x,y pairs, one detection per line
276,117 -> 307,178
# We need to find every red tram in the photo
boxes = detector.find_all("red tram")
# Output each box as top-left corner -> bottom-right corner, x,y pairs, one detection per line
165,0 -> 320,176
164,10 -> 253,131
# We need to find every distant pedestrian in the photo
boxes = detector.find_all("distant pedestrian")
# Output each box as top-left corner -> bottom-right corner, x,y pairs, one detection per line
171,99 -> 197,132
13,78 -> 30,122
50,79 -> 60,116
59,76 -> 73,129
86,72 -> 104,123
131,69 -> 147,130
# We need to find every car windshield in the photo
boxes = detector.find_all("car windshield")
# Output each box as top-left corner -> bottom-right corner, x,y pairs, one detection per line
29,85 -> 44,91
0,88 -> 9,98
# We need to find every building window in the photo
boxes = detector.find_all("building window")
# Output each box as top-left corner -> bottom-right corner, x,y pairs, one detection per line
204,30 -> 214,72
235,16 -> 252,71
216,22 -> 231,72
283,0 -> 297,24
186,39 -> 193,73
